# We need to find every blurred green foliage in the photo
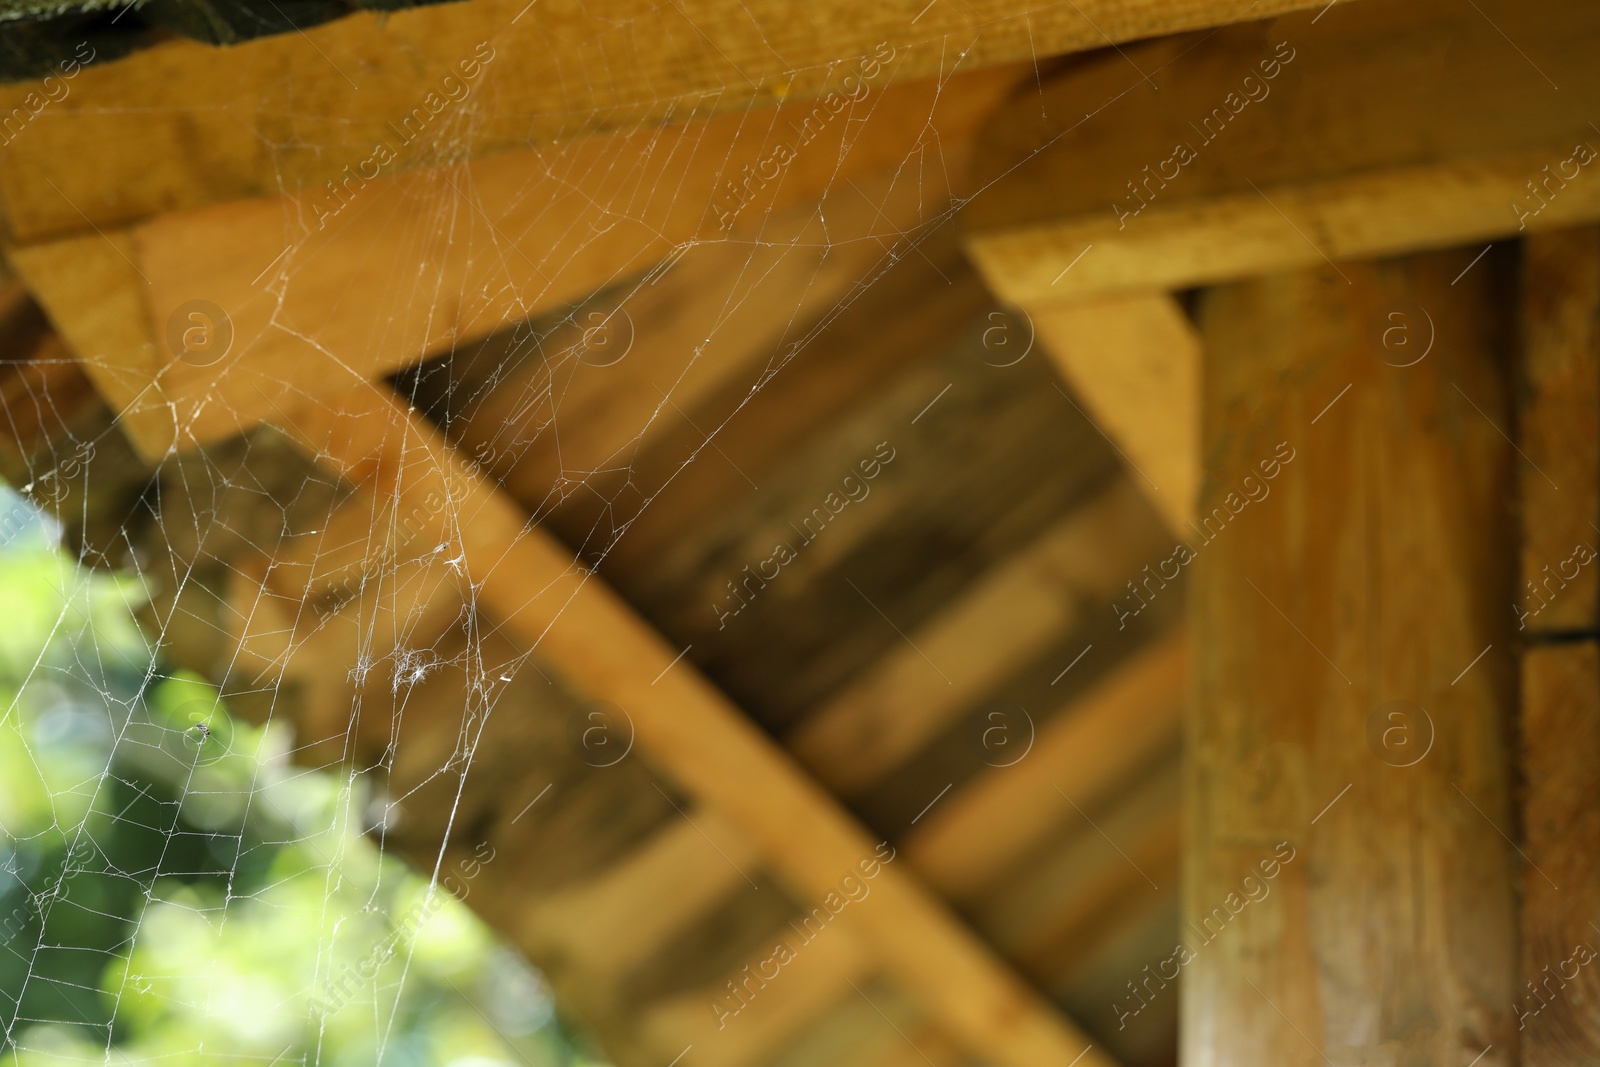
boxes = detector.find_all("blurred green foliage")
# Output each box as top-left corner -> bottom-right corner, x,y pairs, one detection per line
0,490 -> 602,1066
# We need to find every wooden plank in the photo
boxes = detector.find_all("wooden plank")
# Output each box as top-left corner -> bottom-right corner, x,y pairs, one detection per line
432,213 -> 892,513
641,934 -> 868,1067
1029,842 -> 1178,998
1048,900 -> 1181,1066
1029,293 -> 1200,533
785,478 -> 1176,794
1521,642 -> 1600,1063
0,0 -> 1337,241
964,0 -> 1600,304
980,754 -> 1179,973
494,222 -> 988,594
0,303 -> 142,560
525,810 -> 762,984
278,383 -> 1116,1067
758,981 -> 931,1067
10,67 -> 1014,460
903,628 -> 1184,903
1186,251 -> 1518,1065
0,282 -> 90,462
1520,228 -> 1600,634
1518,228 -> 1600,1063
5,234 -> 163,457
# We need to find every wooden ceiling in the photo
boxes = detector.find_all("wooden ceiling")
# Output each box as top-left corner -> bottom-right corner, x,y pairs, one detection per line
0,0 -> 1596,1065
0,226 -> 1189,1067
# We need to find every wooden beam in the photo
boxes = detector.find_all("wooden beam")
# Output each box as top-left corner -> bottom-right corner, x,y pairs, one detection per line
988,755 -> 1179,979
1520,228 -> 1600,634
785,477 -> 1173,795
903,628 -> 1184,904
1186,252 -> 1518,1064
1522,644 -> 1600,1062
10,68 -> 1013,460
641,932 -> 869,1067
276,382 -> 1115,1067
756,986 -> 962,1067
435,212 -> 893,512
1518,226 -> 1600,1063
521,810 -> 760,985
963,0 -> 1600,304
0,0 -> 1337,241
1028,293 -> 1200,533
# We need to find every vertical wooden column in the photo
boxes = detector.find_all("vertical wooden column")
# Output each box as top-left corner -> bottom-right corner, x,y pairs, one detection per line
1185,251 -> 1519,1065
1519,227 -> 1600,1065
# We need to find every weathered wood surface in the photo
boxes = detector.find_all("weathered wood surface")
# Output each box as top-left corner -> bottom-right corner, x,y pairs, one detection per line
1520,228 -> 1600,634
904,629 -> 1184,905
10,67 -> 1014,459
0,79 -> 1209,1060
18,253 -> 1186,1064
1187,251 -> 1519,1065
1521,643 -> 1600,1065
1518,226 -> 1600,1066
0,0 -> 1339,240
279,384 -> 1117,1067
965,0 -> 1600,303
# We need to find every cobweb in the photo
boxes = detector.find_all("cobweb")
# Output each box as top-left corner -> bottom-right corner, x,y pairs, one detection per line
0,11 -> 1088,1066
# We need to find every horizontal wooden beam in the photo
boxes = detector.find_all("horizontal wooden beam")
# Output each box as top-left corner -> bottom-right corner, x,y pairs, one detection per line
0,0 -> 1336,241
964,0 -> 1600,303
10,68 -> 1012,460
278,383 -> 1116,1067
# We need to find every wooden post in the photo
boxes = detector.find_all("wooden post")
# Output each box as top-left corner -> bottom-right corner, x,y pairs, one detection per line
1518,227 -> 1600,1065
1184,251 -> 1519,1065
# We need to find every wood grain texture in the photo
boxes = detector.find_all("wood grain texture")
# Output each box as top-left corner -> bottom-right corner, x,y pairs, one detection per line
1520,228 -> 1600,634
0,0 -> 1335,240
11,69 -> 1011,459
964,0 -> 1600,303
280,383 -> 1117,1067
1187,251 -> 1519,1066
787,480 -> 1175,796
1521,642 -> 1600,1065
432,230 -> 890,517
904,627 -> 1184,904
568,269 -> 1125,735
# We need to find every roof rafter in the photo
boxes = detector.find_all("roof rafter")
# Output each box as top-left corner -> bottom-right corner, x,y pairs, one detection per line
275,381 -> 1120,1067
8,65 -> 1015,459
962,0 -> 1600,303
0,0 -> 1337,240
